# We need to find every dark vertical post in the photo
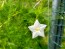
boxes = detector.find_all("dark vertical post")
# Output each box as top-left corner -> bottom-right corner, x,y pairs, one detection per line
48,0 -> 59,49
48,0 -> 64,49
54,0 -> 65,49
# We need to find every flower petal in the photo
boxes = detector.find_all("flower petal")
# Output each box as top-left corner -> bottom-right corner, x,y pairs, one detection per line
32,32 -> 38,38
38,31 -> 45,37
40,24 -> 47,29
28,25 -> 34,32
34,19 -> 40,28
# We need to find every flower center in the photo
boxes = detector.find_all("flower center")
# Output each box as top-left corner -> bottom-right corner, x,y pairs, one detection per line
35,27 -> 40,32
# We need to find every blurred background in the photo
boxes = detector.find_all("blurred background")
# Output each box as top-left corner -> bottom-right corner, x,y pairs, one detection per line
0,0 -> 65,49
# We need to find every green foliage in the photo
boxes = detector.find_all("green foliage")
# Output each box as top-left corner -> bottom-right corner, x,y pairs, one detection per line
0,0 -> 52,49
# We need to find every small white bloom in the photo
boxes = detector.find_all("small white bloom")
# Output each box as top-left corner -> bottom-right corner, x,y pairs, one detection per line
28,19 -> 47,39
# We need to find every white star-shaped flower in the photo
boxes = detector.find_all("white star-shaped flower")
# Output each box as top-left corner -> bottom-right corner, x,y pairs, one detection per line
28,19 -> 47,38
